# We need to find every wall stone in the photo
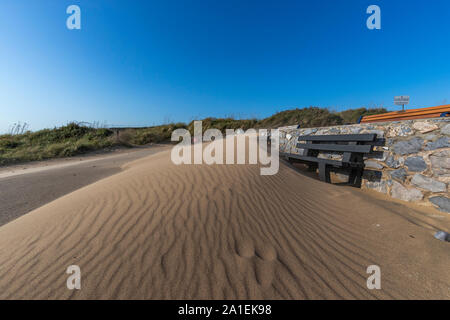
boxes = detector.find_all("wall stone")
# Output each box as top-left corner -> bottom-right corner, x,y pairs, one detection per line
411,174 -> 447,192
442,124 -> 450,135
393,138 -> 424,155
404,156 -> 427,172
391,181 -> 424,202
429,196 -> 450,212
279,118 -> 450,213
389,168 -> 407,182
424,137 -> 450,151
430,150 -> 450,179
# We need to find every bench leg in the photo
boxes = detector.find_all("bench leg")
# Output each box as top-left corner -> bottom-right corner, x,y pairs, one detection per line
318,162 -> 331,183
349,168 -> 363,187
354,168 -> 363,188
348,168 -> 357,185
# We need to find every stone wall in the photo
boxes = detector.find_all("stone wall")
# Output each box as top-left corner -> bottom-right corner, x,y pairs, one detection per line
278,118 -> 450,213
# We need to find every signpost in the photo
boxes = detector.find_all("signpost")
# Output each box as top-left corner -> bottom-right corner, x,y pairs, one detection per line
394,96 -> 410,111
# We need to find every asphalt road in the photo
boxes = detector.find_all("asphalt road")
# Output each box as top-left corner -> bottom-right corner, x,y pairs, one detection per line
0,146 -> 168,227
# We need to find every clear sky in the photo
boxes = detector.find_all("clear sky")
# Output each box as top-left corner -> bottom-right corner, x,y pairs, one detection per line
1,0 -> 449,132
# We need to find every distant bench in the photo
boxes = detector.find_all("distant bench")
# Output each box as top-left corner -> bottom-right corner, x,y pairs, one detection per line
281,134 -> 380,187
358,105 -> 450,123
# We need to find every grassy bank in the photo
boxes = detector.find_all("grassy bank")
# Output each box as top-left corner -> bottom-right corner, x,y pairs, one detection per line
0,123 -> 115,165
0,106 -> 387,165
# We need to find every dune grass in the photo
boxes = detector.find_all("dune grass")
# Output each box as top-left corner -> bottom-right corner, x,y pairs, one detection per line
0,107 -> 387,165
0,123 -> 116,165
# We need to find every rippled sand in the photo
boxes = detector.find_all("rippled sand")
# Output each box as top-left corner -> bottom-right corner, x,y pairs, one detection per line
0,146 -> 449,299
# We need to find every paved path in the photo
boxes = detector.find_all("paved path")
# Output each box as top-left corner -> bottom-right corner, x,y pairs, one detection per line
0,146 -> 169,226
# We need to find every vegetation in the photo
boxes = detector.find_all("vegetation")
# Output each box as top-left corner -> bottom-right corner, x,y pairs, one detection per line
187,117 -> 259,134
117,123 -> 187,145
257,107 -> 388,128
258,107 -> 343,128
338,107 -> 387,124
0,106 -> 388,165
0,123 -> 114,165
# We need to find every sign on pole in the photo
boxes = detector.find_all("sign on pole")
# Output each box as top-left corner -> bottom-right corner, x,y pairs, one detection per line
394,96 -> 410,111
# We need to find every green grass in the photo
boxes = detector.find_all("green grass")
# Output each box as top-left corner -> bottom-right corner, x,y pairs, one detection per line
0,107 -> 388,165
118,123 -> 187,145
0,123 -> 115,165
257,107 -> 343,128
256,107 -> 388,128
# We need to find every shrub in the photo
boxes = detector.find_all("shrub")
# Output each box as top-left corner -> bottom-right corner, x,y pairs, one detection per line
0,106 -> 389,165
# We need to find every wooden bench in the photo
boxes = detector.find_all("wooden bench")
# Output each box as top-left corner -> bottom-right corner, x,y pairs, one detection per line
281,134 -> 379,187
358,105 -> 450,123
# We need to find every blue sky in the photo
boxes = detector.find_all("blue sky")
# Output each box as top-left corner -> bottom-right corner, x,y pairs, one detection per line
1,0 -> 449,132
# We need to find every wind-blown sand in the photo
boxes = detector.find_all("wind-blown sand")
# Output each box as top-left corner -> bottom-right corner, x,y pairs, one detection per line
0,147 -> 449,299
0,145 -> 170,227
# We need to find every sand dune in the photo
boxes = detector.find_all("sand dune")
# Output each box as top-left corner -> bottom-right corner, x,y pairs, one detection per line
0,147 -> 449,299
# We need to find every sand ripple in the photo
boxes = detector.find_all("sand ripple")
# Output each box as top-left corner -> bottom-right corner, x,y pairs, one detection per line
0,149 -> 449,299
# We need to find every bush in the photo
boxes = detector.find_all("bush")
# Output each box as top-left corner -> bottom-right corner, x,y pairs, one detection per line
258,107 -> 342,128
0,124 -> 115,165
338,108 -> 387,124
0,106 -> 389,165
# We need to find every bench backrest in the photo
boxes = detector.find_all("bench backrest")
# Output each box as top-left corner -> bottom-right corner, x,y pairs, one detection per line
296,134 -> 377,163
358,105 -> 450,123
297,134 -> 376,142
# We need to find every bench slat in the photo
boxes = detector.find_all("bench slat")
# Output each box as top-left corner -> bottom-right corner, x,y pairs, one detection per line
296,143 -> 372,153
297,134 -> 376,142
281,153 -> 344,167
360,105 -> 450,123
361,113 -> 445,123
282,153 -> 365,168
362,105 -> 450,120
362,139 -> 385,146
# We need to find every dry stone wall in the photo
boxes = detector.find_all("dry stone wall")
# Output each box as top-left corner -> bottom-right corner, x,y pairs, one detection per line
279,118 -> 450,213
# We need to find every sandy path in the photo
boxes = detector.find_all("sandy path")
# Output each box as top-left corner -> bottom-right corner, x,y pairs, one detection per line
0,145 -> 170,226
0,147 -> 448,299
